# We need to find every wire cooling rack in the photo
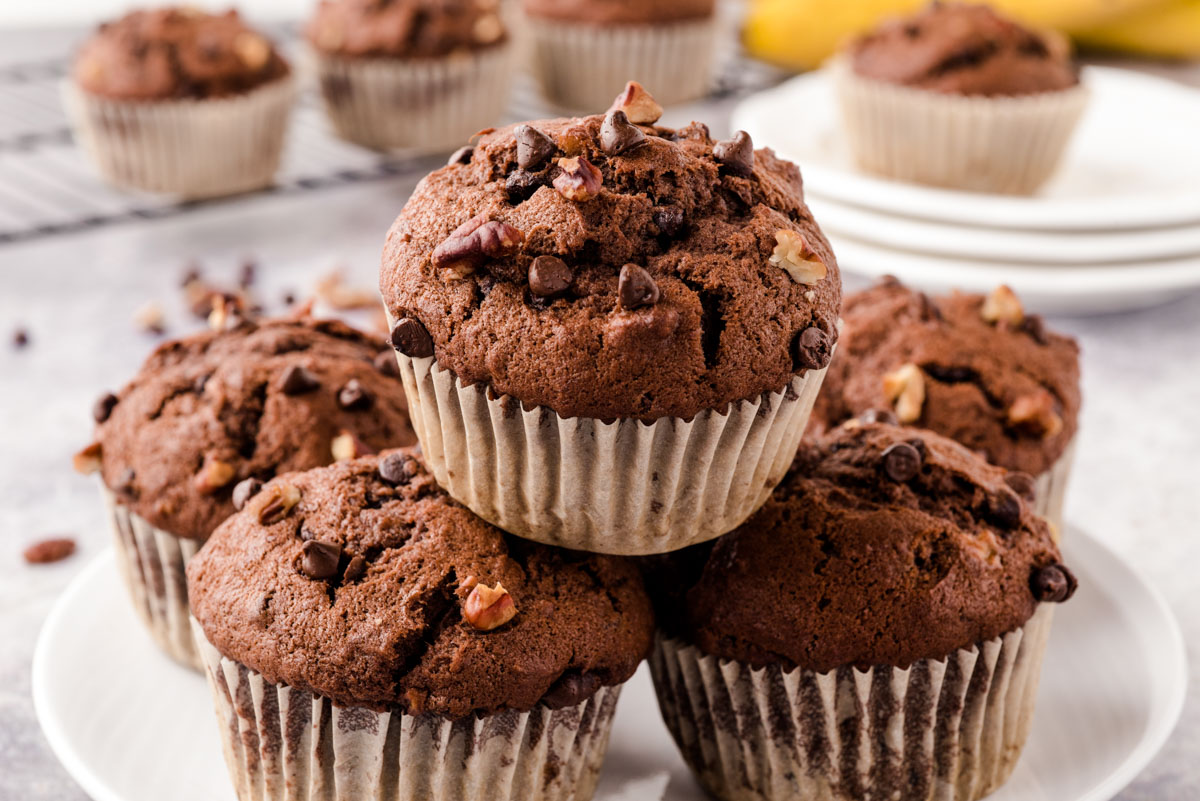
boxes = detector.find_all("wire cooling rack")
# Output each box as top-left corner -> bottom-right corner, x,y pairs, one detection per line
0,30 -> 785,246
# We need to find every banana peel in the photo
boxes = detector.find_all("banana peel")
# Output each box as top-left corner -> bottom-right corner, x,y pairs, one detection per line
1074,0 -> 1200,59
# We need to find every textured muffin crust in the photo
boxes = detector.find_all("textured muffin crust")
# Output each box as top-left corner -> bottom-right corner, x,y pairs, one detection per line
380,90 -> 841,421
307,0 -> 508,58
849,3 -> 1079,96
73,8 -> 290,100
522,0 -> 715,25
811,278 -> 1080,476
92,315 -> 416,541
652,421 -> 1071,672
188,449 -> 655,716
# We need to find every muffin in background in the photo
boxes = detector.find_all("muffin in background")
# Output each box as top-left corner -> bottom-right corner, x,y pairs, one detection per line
523,0 -> 718,111
65,7 -> 295,197
306,0 -> 517,151
648,420 -> 1077,801
188,448 -> 654,801
379,85 -> 842,555
833,2 -> 1089,194
810,277 -> 1080,534
74,313 -> 416,668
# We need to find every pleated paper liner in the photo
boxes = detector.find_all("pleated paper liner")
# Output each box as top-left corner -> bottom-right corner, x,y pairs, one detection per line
832,59 -> 1089,195
525,16 -> 717,112
192,623 -> 623,801
650,605 -> 1055,801
1032,440 -> 1075,539
62,76 -> 296,199
102,486 -> 202,670
395,353 -> 827,555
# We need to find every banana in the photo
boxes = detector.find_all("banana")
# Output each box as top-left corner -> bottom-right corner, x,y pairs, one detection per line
1074,0 -> 1200,59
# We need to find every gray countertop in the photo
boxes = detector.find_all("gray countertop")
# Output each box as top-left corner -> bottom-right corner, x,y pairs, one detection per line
2,25 -> 1199,801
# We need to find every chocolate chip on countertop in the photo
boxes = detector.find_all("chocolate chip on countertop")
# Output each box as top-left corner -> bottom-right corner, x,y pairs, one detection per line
987,490 -> 1022,530
374,350 -> 401,377
881,442 -> 922,482
712,131 -> 755,177
379,451 -> 419,485
389,317 -> 434,359
1031,563 -> 1077,603
792,327 -> 832,370
858,408 -> 898,425
528,255 -> 573,298
337,379 -> 372,410
447,145 -> 473,166
23,537 -> 76,565
299,540 -> 342,580
617,264 -> 660,310
599,110 -> 647,156
280,364 -> 320,395
93,392 -> 119,423
1004,471 -> 1037,501
232,477 -> 264,511
653,206 -> 685,237
515,124 -> 556,171
12,327 -> 29,349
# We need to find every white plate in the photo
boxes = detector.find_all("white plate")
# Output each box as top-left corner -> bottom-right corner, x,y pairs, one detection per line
732,67 -> 1200,232
34,529 -> 1186,801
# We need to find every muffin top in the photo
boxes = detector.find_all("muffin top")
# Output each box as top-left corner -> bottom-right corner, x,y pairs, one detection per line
306,0 -> 507,58
379,83 -> 841,421
521,0 -> 715,25
811,279 -> 1080,477
73,8 -> 290,100
651,421 -> 1075,672
86,314 -> 416,541
188,449 -> 655,716
847,3 -> 1079,97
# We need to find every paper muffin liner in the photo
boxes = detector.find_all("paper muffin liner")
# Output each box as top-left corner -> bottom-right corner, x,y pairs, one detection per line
192,623 -> 622,801
62,77 -> 296,199
525,16 -> 717,112
101,486 -> 203,670
832,59 -> 1089,195
395,353 -> 827,555
650,604 -> 1055,801
311,41 -> 517,152
1032,439 -> 1076,539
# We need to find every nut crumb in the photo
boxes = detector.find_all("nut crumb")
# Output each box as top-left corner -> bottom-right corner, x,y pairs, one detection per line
73,442 -> 102,475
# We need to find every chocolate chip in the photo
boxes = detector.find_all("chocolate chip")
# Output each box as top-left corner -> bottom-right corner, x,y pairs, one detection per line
987,490 -> 1022,530
379,451 -> 418,485
906,437 -> 927,458
916,292 -> 942,322
712,131 -> 755,177
299,540 -> 342,580
618,264 -> 660,310
515,124 -> 556,171
12,327 -> 29,348
924,364 -> 974,383
93,392 -> 119,423
1021,314 -> 1049,345
282,290 -> 296,306
541,670 -> 603,710
232,477 -> 263,511
599,110 -> 647,156
792,327 -> 831,370
390,317 -> 434,358
1030,563 -> 1077,603
653,206 -> 685,237
505,170 -> 544,203
280,365 -> 320,395
528,255 -> 573,298
858,408 -> 898,425
239,260 -> 256,288
23,537 -> 76,565
1004,471 -> 1037,501
374,350 -> 401,377
343,554 -> 367,582
448,145 -> 473,166
881,442 -> 921,481
337,379 -> 372,410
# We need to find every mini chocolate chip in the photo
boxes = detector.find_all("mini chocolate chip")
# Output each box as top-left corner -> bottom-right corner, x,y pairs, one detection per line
1004,471 -> 1037,501
653,206 -> 685,237
390,317 -> 434,358
987,491 -> 1022,530
280,365 -> 320,395
12,327 -> 29,348
337,379 -> 372,410
299,540 -> 342,580
528,255 -> 573,297
374,350 -> 401,377
93,392 -> 119,423
712,131 -> 755,177
232,477 -> 263,511
1021,314 -> 1049,345
858,408 -> 898,425
447,145 -> 473,166
618,264 -> 659,310
379,451 -> 418,485
515,124 -> 556,171
1031,563 -> 1077,603
599,110 -> 647,156
505,170 -> 544,203
881,442 -> 921,481
792,327 -> 831,370
343,554 -> 367,582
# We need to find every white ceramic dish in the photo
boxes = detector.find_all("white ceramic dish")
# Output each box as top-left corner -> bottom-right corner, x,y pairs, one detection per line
34,528 -> 1185,801
732,67 -> 1200,232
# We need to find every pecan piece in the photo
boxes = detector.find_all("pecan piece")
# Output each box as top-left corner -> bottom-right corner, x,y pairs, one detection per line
608,81 -> 663,125
882,363 -> 925,424
553,157 -> 603,202
432,216 -> 525,278
463,582 -> 517,631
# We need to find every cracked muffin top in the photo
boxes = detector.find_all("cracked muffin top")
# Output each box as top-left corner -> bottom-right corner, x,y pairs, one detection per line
187,448 -> 655,716
650,421 -> 1075,671
73,8 -> 290,100
848,3 -> 1079,97
810,279 -> 1080,477
306,0 -> 508,59
85,314 -> 416,541
521,0 -> 715,25
379,83 -> 841,421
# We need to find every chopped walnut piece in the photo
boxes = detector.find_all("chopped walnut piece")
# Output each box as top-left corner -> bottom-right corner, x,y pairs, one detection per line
463,582 -> 517,631
769,230 -> 827,285
73,443 -> 102,475
981,285 -> 1024,326
608,81 -> 663,125
254,483 -> 302,525
1007,390 -> 1063,439
194,458 -> 236,494
883,364 -> 925,424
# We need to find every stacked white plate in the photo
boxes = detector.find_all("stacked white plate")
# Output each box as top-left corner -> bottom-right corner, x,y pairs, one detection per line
732,67 -> 1200,315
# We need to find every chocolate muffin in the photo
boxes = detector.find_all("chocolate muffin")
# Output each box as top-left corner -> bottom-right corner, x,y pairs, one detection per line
66,8 -> 296,196
76,313 -> 416,667
833,3 -> 1088,193
380,84 -> 842,554
305,0 -> 516,151
649,420 -> 1075,801
811,278 -> 1080,530
188,448 -> 653,801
